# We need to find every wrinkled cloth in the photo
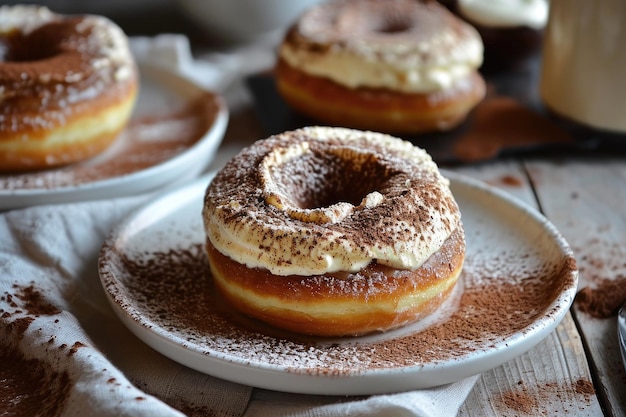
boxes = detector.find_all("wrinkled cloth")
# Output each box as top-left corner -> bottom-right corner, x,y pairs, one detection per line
0,35 -> 478,417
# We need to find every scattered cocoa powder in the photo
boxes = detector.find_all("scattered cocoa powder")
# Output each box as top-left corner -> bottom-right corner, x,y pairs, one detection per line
99,232 -> 577,376
0,93 -> 219,190
573,378 -> 595,396
500,389 -> 537,414
1,284 -> 61,339
573,238 -> 626,284
68,341 -> 86,356
453,96 -> 572,162
12,284 -> 61,316
497,378 -> 596,414
0,284 -> 80,415
499,174 -> 523,187
0,345 -> 71,417
575,277 -> 626,318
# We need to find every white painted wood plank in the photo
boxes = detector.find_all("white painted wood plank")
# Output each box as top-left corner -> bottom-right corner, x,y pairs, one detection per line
459,312 -> 601,416
525,158 -> 626,417
455,160 -> 602,416
451,160 -> 538,206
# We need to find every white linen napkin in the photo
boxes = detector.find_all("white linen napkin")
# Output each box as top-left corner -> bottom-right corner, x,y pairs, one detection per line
0,35 -> 478,417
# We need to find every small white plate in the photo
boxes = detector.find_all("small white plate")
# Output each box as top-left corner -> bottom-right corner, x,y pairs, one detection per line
0,64 -> 228,210
99,172 -> 578,395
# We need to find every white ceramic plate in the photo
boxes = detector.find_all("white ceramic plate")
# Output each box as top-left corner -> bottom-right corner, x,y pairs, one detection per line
0,64 -> 228,210
99,171 -> 578,395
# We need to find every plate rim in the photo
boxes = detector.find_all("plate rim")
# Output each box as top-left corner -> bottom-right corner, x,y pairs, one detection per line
98,171 -> 579,395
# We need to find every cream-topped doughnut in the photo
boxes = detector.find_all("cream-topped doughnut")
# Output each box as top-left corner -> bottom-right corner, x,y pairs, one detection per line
0,5 -> 138,172
281,0 -> 483,93
276,0 -> 485,134
203,127 -> 465,336
205,127 -> 460,276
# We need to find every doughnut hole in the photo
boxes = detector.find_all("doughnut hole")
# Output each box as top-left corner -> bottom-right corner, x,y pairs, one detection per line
1,21 -> 75,62
262,145 -> 398,224
374,15 -> 413,34
339,0 -> 415,36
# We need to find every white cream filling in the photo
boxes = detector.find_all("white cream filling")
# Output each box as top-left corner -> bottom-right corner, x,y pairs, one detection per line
206,213 -> 453,276
214,267 -> 460,317
458,0 -> 549,30
279,0 -> 484,94
280,43 -> 481,93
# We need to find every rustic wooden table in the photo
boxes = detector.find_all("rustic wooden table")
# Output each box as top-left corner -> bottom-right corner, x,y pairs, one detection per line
454,159 -> 625,417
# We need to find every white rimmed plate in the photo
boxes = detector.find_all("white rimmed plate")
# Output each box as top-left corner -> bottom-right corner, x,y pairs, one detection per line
98,171 -> 578,395
0,64 -> 228,210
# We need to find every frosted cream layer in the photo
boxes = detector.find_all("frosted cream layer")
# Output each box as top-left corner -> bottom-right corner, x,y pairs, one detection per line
279,0 -> 483,93
458,0 -> 549,30
203,127 -> 462,276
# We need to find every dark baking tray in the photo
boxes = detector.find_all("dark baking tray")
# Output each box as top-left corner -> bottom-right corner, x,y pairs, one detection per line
246,53 -> 626,165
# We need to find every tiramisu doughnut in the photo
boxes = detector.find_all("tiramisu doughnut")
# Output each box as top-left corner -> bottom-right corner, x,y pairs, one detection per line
203,127 -> 465,337
275,0 -> 486,134
0,5 -> 138,172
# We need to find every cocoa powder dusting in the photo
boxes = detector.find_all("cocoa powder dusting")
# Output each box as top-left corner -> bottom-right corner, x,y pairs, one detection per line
12,284 -> 61,316
4,317 -> 35,338
99,233 -> 577,375
499,174 -> 523,187
572,236 -> 626,318
500,389 -> 537,414
0,345 -> 71,417
453,96 -> 571,162
1,284 -> 74,415
575,277 -> 626,318
68,341 -> 86,356
495,378 -> 596,414
205,127 -> 460,277
573,378 -> 595,396
0,93 -> 219,190
1,284 -> 60,339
